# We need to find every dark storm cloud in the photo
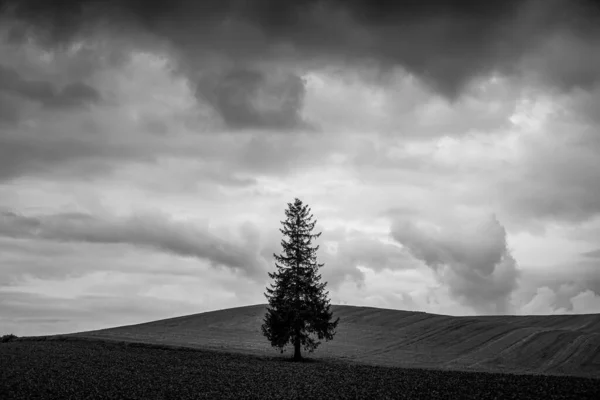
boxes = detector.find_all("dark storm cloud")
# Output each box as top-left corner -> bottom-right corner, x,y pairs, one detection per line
0,93 -> 21,125
0,210 -> 266,278
195,68 -> 311,130
583,248 -> 600,258
0,64 -> 101,110
3,0 -> 600,102
0,63 -> 104,179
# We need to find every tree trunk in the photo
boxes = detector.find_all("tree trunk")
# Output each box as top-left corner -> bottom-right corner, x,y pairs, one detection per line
293,335 -> 302,361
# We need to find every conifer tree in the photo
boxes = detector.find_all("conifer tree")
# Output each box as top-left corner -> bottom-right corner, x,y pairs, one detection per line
262,198 -> 339,361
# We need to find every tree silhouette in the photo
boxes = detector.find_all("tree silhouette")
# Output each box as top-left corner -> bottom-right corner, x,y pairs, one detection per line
262,198 -> 339,361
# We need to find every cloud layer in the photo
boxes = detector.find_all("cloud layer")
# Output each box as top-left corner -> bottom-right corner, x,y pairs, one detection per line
0,210 -> 267,278
1,0 -> 600,335
4,0 -> 600,101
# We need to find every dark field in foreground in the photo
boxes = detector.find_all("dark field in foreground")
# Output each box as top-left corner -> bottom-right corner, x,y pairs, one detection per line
2,338 -> 599,400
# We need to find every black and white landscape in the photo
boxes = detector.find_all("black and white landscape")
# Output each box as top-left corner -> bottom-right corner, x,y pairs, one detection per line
1,0 -> 600,398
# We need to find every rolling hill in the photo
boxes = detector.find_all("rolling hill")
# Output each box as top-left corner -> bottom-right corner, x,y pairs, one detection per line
69,304 -> 600,378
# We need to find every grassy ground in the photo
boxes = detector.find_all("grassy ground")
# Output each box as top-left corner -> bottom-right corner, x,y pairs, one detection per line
2,337 -> 599,400
69,304 -> 600,378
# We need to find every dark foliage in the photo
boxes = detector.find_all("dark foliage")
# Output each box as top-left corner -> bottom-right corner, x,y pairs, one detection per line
1,334 -> 18,343
1,339 -> 599,399
262,198 -> 339,360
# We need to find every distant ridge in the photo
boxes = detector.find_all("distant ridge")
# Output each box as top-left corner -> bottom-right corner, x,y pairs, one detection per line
70,304 -> 600,378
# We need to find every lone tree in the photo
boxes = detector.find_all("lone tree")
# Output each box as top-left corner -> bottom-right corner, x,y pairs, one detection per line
262,198 -> 339,361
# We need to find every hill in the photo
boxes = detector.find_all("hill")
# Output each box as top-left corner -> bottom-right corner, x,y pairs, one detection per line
69,304 -> 600,378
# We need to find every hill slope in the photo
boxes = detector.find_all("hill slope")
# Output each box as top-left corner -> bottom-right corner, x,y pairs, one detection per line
70,304 -> 600,378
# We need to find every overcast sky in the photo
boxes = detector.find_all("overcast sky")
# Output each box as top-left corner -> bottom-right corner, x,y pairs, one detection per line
1,0 -> 600,336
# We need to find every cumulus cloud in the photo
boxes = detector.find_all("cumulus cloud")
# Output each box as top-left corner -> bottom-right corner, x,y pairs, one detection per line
320,235 -> 420,289
0,210 -> 267,278
570,290 -> 600,314
390,214 -> 519,314
520,286 -> 600,315
517,259 -> 600,307
520,286 -> 571,315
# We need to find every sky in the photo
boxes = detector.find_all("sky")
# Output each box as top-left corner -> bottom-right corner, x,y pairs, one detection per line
1,0 -> 600,336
